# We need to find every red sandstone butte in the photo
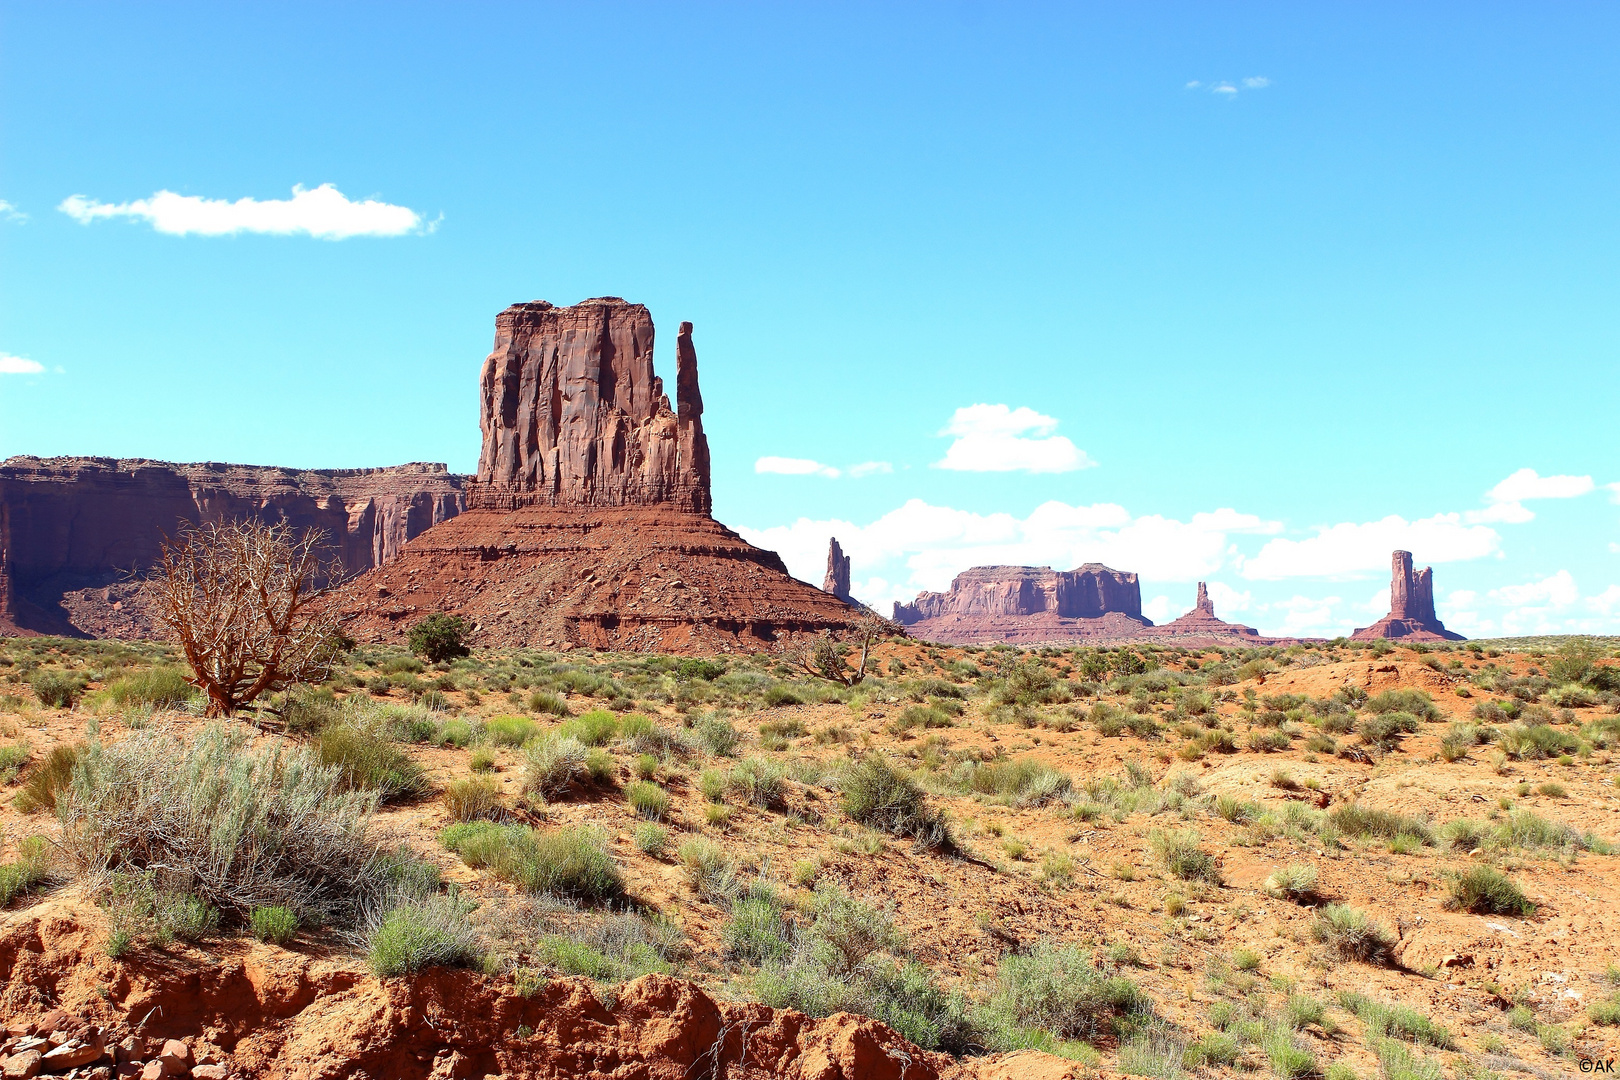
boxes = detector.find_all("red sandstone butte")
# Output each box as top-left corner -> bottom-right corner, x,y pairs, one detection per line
893,563 -> 1154,645
0,458 -> 464,639
329,298 -> 860,653
1352,550 -> 1464,642
823,537 -> 853,603
1148,581 -> 1278,645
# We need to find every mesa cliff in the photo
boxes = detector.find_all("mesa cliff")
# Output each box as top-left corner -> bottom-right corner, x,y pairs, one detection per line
0,458 -> 464,638
1352,550 -> 1464,642
330,298 -> 860,652
893,563 -> 1152,644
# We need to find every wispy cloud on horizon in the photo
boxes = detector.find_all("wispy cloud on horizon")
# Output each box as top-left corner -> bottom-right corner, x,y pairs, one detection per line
1186,77 -> 1271,97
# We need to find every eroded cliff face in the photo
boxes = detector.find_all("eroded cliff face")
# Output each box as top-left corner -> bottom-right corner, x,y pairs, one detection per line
0,458 -> 464,638
1352,551 -> 1464,642
473,299 -> 710,513
823,537 -> 853,602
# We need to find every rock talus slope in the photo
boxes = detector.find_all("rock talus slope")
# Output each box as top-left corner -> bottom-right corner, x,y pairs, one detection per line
331,299 -> 859,652
0,458 -> 464,638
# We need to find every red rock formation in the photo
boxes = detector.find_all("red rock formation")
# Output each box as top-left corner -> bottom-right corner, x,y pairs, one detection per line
1150,581 -> 1270,644
473,299 -> 710,513
0,458 -> 463,638
1352,551 -> 1464,642
893,564 -> 1152,645
331,299 -> 860,652
823,537 -> 853,602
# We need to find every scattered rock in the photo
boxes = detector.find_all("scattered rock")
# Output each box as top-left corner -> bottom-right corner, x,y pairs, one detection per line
1,1050 -> 42,1080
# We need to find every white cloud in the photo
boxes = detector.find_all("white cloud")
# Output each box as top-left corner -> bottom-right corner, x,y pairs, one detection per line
0,200 -> 25,223
58,184 -> 426,239
1212,83 -> 1238,95
1488,467 -> 1594,503
1240,513 -> 1500,580
1243,77 -> 1271,89
1465,501 -> 1535,525
1185,80 -> 1202,89
755,456 -> 840,478
1587,585 -> 1620,617
933,404 -> 1094,474
1267,594 -> 1343,634
1606,483 -> 1620,505
0,353 -> 45,375
1488,569 -> 1578,609
1143,595 -> 1173,622
739,498 -> 1276,612
1206,582 -> 1251,612
848,461 -> 893,478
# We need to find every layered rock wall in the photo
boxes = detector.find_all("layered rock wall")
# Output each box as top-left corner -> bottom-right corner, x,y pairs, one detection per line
0,457 -> 464,637
472,299 -> 710,513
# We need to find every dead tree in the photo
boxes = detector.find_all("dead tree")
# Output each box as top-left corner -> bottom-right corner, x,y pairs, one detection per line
144,520 -> 344,717
783,612 -> 899,687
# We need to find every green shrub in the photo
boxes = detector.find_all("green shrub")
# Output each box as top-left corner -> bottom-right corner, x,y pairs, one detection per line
523,734 -> 587,799
469,747 -> 496,773
806,887 -> 905,974
1445,865 -> 1534,915
729,756 -> 787,809
30,670 -> 88,708
1328,804 -> 1433,844
485,715 -> 539,747
677,837 -> 737,901
367,893 -> 484,976
441,821 -> 621,901
1262,863 -> 1318,903
1499,723 -> 1579,760
1358,711 -> 1420,749
698,768 -> 727,802
725,895 -> 794,963
1150,829 -> 1220,883
528,691 -> 571,717
840,755 -> 951,848
443,776 -> 501,821
13,743 -> 83,813
626,780 -> 671,821
985,942 -> 1152,1040
104,667 -> 196,709
0,836 -> 52,908
407,614 -> 471,663
317,722 -> 426,802
694,715 -> 742,756
677,658 -> 726,681
584,747 -> 614,784
559,709 -> 619,747
0,742 -> 28,784
249,905 -> 299,945
1439,818 -> 1490,851
633,822 -> 669,857
1365,689 -> 1439,720
764,684 -> 804,707
1588,994 -> 1620,1026
890,704 -> 953,731
954,757 -> 1071,807
1337,992 -> 1453,1048
1312,905 -> 1393,964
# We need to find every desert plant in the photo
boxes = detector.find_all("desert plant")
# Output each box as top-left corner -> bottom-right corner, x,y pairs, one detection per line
729,756 -> 787,809
144,520 -> 346,716
724,895 -> 795,964
317,721 -> 426,802
366,892 -> 484,976
523,734 -> 587,799
407,614 -> 471,663
677,837 -> 737,902
1262,863 -> 1319,903
485,715 -> 539,747
1358,711 -> 1420,749
1445,865 -> 1534,915
13,743 -> 85,813
1151,829 -> 1220,883
103,666 -> 197,710
443,776 -> 502,822
1365,688 -> 1440,720
527,691 -> 571,717
626,780 -> 671,821
1328,804 -> 1433,845
984,941 -> 1152,1040
559,709 -> 619,747
249,904 -> 299,945
57,725 -> 385,927
1312,905 -> 1393,963
30,670 -> 88,709
1337,992 -> 1453,1048
0,836 -> 53,908
633,822 -> 669,857
840,755 -> 951,848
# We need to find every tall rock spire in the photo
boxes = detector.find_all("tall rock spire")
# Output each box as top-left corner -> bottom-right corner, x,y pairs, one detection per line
823,537 -> 852,602
1351,550 -> 1462,641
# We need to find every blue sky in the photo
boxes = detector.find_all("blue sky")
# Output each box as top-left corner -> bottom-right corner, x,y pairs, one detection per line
3,2 -> 1618,637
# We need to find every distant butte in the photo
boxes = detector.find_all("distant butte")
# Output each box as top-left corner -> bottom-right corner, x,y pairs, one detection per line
329,299 -> 861,653
893,563 -> 1153,645
1352,550 -> 1464,642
